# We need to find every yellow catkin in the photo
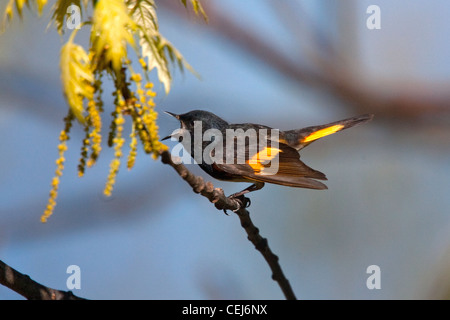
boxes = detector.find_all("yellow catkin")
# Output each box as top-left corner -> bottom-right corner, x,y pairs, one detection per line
127,125 -> 138,170
104,105 -> 125,197
87,98 -> 102,167
141,84 -> 168,158
78,128 -> 90,177
41,113 -> 73,223
129,73 -> 167,159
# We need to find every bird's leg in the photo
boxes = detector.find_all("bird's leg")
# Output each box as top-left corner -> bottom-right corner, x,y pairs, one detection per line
223,182 -> 265,214
230,182 -> 265,198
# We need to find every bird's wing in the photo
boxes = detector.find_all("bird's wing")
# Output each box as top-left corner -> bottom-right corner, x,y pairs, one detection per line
214,140 -> 328,190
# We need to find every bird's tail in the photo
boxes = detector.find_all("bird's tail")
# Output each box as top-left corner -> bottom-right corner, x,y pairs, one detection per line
283,114 -> 374,150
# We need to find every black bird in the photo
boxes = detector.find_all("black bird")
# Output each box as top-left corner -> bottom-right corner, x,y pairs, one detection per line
163,110 -> 373,205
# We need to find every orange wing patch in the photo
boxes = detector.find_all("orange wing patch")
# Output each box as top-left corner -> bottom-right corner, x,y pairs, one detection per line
247,147 -> 281,174
301,124 -> 344,143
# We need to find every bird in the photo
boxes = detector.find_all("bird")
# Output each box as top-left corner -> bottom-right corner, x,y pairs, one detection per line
162,110 -> 373,207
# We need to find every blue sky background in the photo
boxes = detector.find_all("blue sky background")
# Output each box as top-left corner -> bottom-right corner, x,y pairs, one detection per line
1,0 -> 450,299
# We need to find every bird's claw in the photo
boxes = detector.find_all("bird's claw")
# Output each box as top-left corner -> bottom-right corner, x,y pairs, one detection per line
222,195 -> 251,215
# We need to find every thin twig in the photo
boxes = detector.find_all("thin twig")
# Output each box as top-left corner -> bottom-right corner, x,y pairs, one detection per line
0,260 -> 85,300
160,150 -> 297,299
235,207 -> 296,300
160,150 -> 242,211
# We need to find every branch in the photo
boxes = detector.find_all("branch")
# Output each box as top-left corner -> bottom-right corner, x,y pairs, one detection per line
160,150 -> 242,211
235,208 -> 296,300
160,150 -> 297,300
0,260 -> 85,300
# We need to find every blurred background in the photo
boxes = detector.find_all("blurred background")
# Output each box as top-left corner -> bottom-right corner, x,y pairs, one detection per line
1,0 -> 450,299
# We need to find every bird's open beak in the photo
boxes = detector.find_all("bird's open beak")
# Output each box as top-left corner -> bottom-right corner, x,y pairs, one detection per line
164,111 -> 180,119
161,111 -> 180,141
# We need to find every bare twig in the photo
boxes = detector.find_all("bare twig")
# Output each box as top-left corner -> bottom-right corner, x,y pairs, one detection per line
0,260 -> 85,300
235,208 -> 296,300
160,150 -> 297,299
